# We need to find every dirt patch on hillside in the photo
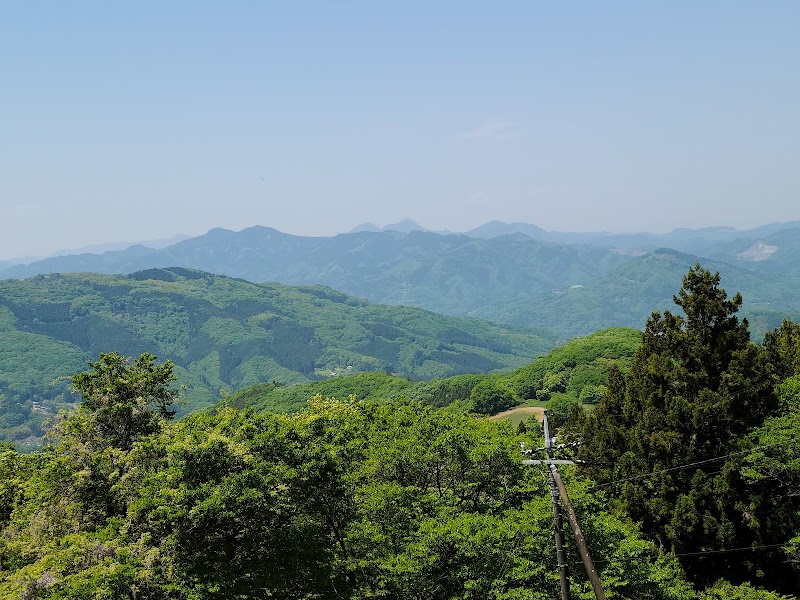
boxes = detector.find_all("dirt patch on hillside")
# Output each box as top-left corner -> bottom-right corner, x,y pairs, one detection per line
488,406 -> 545,423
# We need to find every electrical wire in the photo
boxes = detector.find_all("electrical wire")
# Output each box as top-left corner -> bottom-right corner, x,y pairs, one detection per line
584,436 -> 799,492
588,380 -> 777,423
580,542 -> 792,567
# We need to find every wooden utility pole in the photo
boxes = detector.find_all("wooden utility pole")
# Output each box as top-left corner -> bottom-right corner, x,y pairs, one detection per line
545,413 -> 570,600
522,412 -> 607,600
551,465 -> 606,600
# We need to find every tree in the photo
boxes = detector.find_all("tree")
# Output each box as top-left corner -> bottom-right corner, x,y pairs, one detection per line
577,265 -> 779,587
579,383 -> 606,404
764,320 -> 800,382
469,380 -> 516,415
0,441 -> 18,529
546,393 -> 579,429
70,352 -> 178,450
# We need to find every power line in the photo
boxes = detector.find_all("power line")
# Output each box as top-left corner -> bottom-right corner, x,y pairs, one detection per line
585,437 -> 799,491
587,380 -> 777,423
674,543 -> 788,559
582,542 -> 790,567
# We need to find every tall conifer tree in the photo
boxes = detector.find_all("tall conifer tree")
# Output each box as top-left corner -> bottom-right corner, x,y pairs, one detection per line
577,264 -> 777,584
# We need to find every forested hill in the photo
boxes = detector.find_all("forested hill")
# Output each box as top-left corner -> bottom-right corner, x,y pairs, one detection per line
0,265 -> 798,598
0,268 -> 554,447
477,248 -> 800,340
226,327 -> 642,416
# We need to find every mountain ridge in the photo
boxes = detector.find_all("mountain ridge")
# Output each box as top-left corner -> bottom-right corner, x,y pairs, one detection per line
2,220 -> 799,346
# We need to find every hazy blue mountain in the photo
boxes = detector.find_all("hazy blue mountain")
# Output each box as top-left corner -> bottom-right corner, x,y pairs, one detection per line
461,219 -> 800,257
381,218 -> 428,232
1,245 -> 161,278
0,255 -> 48,267
0,227 -> 633,318
476,248 -> 800,341
56,233 -> 192,255
465,220 -> 547,239
699,227 -> 800,274
3,221 -> 798,346
0,235 -> 191,267
348,222 -> 382,233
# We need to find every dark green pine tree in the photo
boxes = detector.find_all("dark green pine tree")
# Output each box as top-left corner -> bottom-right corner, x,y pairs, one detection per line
576,264 -> 778,585
764,319 -> 800,382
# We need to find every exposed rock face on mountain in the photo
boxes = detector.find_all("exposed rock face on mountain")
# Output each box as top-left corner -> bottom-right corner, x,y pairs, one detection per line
737,241 -> 779,261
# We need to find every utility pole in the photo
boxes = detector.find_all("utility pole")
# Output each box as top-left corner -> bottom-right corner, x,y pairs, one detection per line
522,412 -> 607,600
524,413 -> 570,600
550,466 -> 606,599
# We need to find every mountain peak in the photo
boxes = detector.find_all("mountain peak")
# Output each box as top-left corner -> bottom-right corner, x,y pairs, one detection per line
465,221 -> 546,239
382,219 -> 426,233
348,222 -> 381,233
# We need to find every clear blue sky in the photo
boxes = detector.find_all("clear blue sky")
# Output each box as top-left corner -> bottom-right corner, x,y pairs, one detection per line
2,1 -> 798,258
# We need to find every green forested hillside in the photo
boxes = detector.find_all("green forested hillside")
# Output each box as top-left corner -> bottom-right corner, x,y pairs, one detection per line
5,225 -> 800,347
0,360 -> 707,599
229,327 -> 642,415
0,268 -> 554,447
1,265 -> 798,598
226,371 -> 415,413
0,344 -> 794,599
481,249 -> 800,340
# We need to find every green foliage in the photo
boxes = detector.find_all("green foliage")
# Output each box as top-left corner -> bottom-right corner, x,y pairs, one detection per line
224,328 -> 641,421
0,442 -> 18,530
0,355 -> 704,599
576,264 -> 798,593
736,376 -> 800,582
3,263 -> 798,596
469,380 -> 516,415
408,373 -> 488,408
546,394 -> 580,429
700,580 -> 795,600
510,327 -> 641,401
70,352 -> 177,450
579,384 -> 606,404
764,320 -> 800,381
226,371 -> 413,413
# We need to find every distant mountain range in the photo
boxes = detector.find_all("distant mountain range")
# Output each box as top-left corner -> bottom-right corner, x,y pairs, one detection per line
0,227 -> 633,318
0,234 -> 191,268
465,219 -> 800,254
2,219 -> 798,341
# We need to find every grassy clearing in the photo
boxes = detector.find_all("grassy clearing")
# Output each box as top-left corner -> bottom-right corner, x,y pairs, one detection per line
488,406 -> 545,427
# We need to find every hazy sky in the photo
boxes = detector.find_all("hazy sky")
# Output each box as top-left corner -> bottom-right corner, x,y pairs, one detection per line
2,2 -> 799,259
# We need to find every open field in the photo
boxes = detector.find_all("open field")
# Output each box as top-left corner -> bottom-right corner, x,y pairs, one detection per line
488,406 -> 546,427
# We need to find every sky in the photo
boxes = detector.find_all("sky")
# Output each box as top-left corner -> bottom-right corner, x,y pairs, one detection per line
1,1 -> 799,259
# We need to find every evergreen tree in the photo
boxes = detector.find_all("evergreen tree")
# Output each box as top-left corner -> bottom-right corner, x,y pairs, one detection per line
577,264 -> 779,586
764,320 -> 800,382
70,352 -> 177,451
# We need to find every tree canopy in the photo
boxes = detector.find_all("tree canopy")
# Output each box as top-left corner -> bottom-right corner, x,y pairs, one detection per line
574,264 -> 800,592
2,264 -> 799,598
